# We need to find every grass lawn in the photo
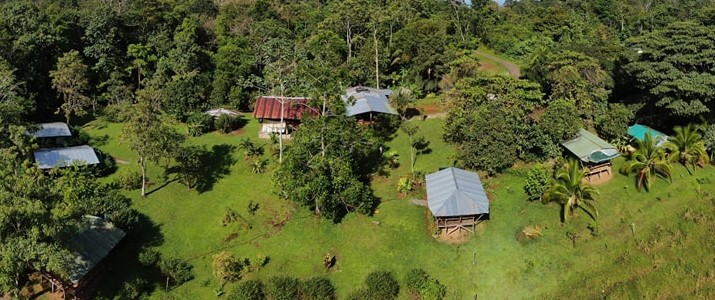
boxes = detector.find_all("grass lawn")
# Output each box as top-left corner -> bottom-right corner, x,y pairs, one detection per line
83,116 -> 715,299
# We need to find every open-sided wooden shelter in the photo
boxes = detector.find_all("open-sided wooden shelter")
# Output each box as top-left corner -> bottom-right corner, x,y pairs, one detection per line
561,129 -> 620,182
425,167 -> 490,235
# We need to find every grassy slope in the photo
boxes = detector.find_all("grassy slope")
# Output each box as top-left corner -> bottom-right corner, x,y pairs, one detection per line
84,117 -> 715,299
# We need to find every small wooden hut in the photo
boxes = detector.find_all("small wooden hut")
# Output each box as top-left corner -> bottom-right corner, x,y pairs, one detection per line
561,129 -> 620,181
425,167 -> 490,235
43,216 -> 126,299
253,96 -> 316,138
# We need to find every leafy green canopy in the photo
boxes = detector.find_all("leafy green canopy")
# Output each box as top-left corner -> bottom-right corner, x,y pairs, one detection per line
275,115 -> 381,222
623,22 -> 715,119
443,74 -> 544,174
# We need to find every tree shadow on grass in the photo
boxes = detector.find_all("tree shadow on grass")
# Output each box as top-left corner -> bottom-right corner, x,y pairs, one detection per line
195,144 -> 237,193
95,213 -> 164,298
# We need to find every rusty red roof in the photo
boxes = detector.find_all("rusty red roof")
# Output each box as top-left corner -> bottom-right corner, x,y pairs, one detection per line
253,96 -> 317,120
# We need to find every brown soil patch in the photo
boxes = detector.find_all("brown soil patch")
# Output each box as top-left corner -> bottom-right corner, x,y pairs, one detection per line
18,273 -> 65,300
436,222 -> 485,244
478,62 -> 500,73
416,103 -> 443,115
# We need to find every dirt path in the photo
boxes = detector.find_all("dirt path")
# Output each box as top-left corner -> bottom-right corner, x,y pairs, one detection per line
474,50 -> 521,78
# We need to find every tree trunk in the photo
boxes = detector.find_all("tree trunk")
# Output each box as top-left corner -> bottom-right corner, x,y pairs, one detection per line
279,84 -> 285,164
373,24 -> 380,89
346,22 -> 352,60
140,155 -> 147,197
410,141 -> 415,173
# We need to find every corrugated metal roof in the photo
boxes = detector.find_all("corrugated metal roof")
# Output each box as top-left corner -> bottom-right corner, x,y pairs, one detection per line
627,124 -> 668,146
34,145 -> 100,169
205,108 -> 240,118
30,122 -> 72,138
253,96 -> 316,120
342,87 -> 397,116
561,129 -> 619,163
68,216 -> 126,283
426,167 -> 490,217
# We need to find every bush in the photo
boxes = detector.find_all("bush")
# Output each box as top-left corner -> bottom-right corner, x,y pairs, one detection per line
92,148 -> 117,177
405,269 -> 447,300
115,169 -> 143,190
138,248 -> 160,267
364,270 -> 399,300
117,277 -> 149,300
229,280 -> 265,300
300,277 -> 336,300
212,251 -> 243,283
187,112 -> 215,136
396,177 -> 414,194
159,258 -> 193,288
266,276 -> 300,300
524,164 -> 552,202
215,114 -> 238,133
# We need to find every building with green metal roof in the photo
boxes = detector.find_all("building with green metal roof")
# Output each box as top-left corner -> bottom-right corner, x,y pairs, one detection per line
561,129 -> 620,181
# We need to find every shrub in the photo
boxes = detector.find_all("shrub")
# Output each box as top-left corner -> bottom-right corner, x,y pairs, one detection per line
138,248 -> 160,267
300,277 -> 336,300
229,280 -> 265,300
364,270 -> 399,300
118,277 -> 149,300
247,201 -> 259,215
249,254 -> 269,271
212,251 -> 243,283
266,276 -> 300,300
396,177 -> 414,194
239,138 -> 264,159
159,258 -> 193,288
405,269 -> 447,300
187,112 -> 215,136
524,164 -> 552,202
115,168 -> 143,190
92,148 -> 117,177
215,114 -> 238,133
251,159 -> 268,174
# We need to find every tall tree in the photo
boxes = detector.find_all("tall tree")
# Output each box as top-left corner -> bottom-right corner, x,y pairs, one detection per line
275,112 -> 380,222
542,159 -> 599,222
50,50 -> 92,125
622,22 -> 715,119
443,74 -> 544,174
121,80 -> 184,197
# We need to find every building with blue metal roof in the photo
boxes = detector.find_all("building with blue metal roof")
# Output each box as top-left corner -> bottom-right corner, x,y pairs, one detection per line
426,167 -> 489,234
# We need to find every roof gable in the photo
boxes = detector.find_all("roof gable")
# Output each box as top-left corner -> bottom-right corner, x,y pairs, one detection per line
253,96 -> 316,120
426,167 -> 490,217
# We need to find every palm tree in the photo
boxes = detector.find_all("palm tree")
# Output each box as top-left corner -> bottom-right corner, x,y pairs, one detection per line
542,160 -> 599,222
621,132 -> 672,191
664,124 -> 709,174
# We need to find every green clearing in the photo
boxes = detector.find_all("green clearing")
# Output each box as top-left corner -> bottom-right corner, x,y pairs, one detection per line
84,117 -> 715,299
